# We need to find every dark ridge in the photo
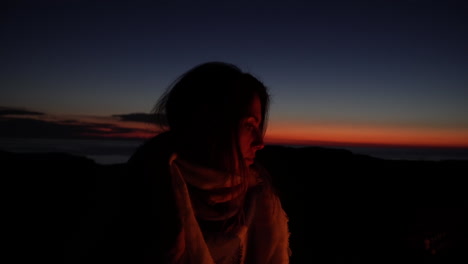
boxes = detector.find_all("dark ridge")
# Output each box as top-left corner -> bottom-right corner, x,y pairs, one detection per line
256,145 -> 467,264
2,147 -> 466,264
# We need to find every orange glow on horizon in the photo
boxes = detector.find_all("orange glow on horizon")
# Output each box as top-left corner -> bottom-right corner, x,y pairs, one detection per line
123,121 -> 468,148
265,122 -> 468,148
19,113 -> 467,148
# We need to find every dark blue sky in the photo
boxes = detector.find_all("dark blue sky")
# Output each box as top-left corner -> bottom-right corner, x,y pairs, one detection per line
1,0 -> 467,146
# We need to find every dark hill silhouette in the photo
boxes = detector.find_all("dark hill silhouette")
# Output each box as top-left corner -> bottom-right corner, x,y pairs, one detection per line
2,146 -> 467,264
256,145 -> 467,264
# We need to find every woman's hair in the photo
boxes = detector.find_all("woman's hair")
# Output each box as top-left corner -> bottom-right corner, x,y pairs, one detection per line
152,61 -> 270,173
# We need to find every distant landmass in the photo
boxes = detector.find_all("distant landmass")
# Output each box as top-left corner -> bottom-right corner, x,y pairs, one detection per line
2,137 -> 468,166
2,145 -> 467,263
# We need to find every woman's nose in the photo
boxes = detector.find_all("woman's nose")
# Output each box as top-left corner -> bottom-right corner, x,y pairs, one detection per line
252,135 -> 264,151
254,142 -> 264,151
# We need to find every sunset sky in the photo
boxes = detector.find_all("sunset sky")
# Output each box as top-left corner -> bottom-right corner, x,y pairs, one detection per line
2,0 -> 467,148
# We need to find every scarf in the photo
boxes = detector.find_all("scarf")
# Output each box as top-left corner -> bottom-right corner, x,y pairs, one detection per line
171,156 -> 262,222
168,153 -> 291,264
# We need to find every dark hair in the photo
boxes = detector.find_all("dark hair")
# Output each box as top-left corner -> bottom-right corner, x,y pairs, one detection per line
153,61 -> 270,174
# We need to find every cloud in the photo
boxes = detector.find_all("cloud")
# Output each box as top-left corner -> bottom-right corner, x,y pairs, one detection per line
0,106 -> 44,116
112,113 -> 165,126
0,117 -> 90,138
113,113 -> 155,123
0,106 -> 157,139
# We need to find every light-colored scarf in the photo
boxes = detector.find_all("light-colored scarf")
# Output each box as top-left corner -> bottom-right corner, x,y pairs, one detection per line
172,155 -> 261,223
168,153 -> 291,264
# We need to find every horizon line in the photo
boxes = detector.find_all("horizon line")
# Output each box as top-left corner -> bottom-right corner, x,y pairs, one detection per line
2,135 -> 468,149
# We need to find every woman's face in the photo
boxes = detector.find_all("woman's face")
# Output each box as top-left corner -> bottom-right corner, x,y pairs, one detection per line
239,95 -> 264,167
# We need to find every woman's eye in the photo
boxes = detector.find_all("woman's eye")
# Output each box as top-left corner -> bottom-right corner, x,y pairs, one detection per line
245,123 -> 255,130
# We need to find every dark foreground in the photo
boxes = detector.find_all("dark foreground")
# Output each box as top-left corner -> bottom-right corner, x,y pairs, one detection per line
2,145 -> 467,263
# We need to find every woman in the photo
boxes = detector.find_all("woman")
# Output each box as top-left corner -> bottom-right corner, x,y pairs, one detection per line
120,61 -> 291,264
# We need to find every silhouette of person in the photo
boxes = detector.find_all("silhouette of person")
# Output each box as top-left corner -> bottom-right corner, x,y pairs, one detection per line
124,61 -> 291,263
65,61 -> 291,264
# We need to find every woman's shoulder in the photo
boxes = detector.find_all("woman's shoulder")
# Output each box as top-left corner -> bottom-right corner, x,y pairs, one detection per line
127,131 -> 174,165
